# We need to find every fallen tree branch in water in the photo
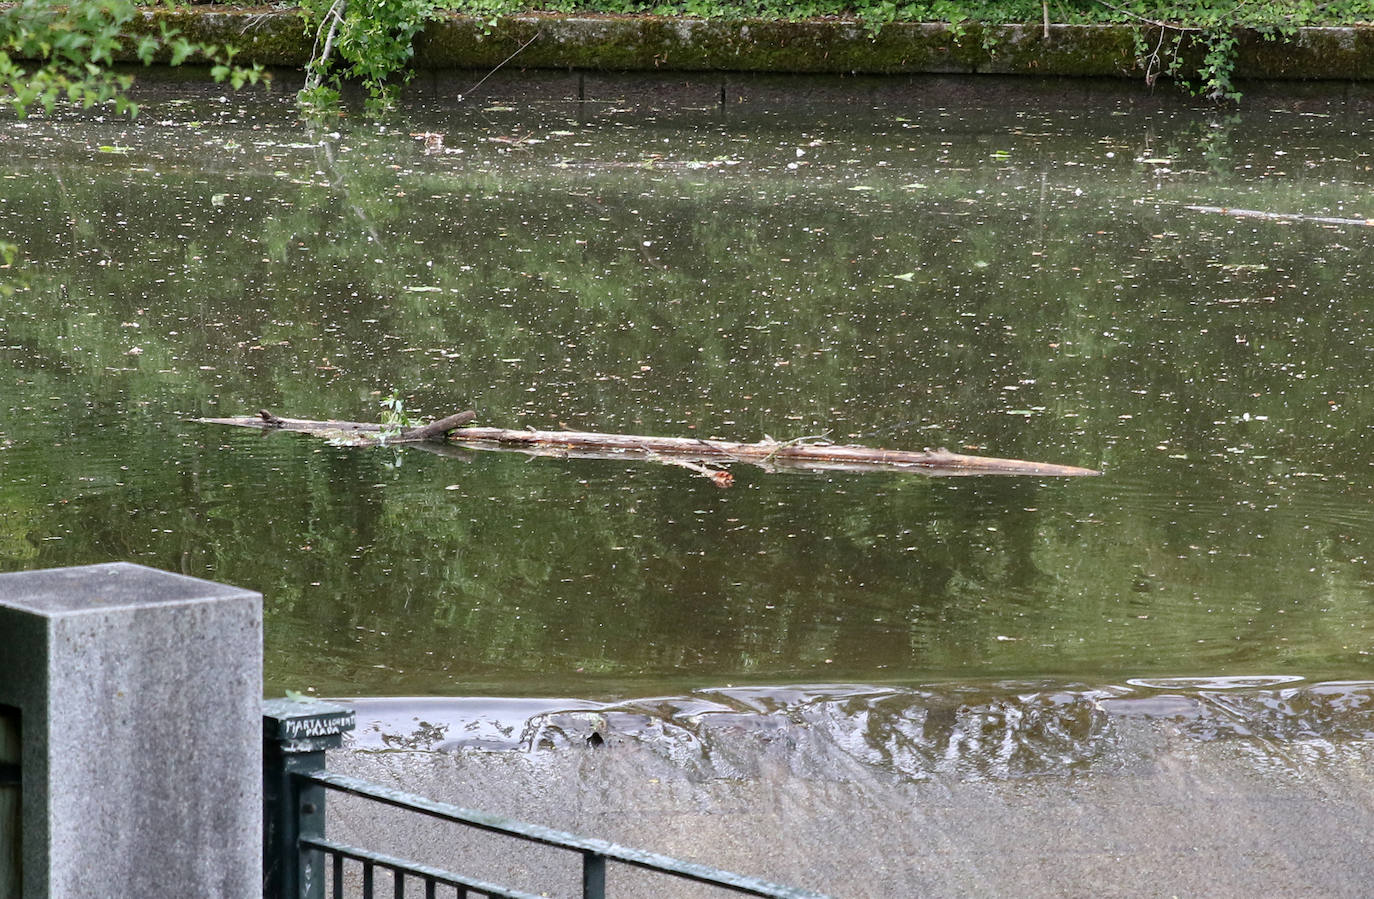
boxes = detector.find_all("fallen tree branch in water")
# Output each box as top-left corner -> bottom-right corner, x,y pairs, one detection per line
196,410 -> 1102,481
400,410 -> 478,441
1185,205 -> 1374,228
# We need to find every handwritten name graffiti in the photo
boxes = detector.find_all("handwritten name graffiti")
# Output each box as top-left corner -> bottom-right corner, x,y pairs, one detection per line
280,713 -> 356,739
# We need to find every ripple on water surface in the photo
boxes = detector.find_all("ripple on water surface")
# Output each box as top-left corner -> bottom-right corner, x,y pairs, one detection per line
1,84 -> 1373,702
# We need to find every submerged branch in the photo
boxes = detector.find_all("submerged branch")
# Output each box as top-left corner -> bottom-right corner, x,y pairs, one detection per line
646,453 -> 735,488
1185,205 -> 1374,228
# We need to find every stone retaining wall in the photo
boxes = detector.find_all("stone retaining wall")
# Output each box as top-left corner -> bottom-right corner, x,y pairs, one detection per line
125,8 -> 1374,81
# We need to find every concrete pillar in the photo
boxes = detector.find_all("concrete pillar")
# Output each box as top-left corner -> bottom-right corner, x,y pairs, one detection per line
0,562 -> 262,898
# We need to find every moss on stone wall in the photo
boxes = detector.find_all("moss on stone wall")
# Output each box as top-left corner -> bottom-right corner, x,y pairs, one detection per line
108,9 -> 1374,82
123,7 -> 315,67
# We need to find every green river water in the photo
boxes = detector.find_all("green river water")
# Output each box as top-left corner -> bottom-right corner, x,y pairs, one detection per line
2,76 -> 1372,707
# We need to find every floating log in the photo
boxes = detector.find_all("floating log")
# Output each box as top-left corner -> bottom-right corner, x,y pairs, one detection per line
1185,205 -> 1374,228
201,409 -> 478,444
450,426 -> 1100,478
196,410 -> 1102,482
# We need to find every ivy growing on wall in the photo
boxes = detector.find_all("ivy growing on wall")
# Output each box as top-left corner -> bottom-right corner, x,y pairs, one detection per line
2,0 -> 1372,115
425,0 -> 1374,101
1073,0 -> 1368,100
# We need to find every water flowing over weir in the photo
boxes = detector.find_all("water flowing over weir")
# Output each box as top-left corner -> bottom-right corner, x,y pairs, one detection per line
345,678 -> 1374,779
328,678 -> 1374,896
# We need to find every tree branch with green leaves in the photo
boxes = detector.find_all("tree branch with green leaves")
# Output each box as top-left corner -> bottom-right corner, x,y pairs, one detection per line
298,0 -> 442,112
0,0 -> 266,118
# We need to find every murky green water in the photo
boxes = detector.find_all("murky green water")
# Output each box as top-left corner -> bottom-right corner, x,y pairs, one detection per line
2,77 -> 1372,698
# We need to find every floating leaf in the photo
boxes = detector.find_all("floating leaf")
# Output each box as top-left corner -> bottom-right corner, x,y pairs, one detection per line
893,272 -> 916,282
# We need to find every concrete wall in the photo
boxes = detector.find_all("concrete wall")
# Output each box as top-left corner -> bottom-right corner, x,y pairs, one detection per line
116,9 -> 1374,82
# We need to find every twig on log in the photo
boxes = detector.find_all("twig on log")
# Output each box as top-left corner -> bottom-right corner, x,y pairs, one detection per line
760,432 -> 832,465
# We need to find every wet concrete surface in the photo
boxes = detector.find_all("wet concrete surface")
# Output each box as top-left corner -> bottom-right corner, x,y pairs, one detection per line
324,681 -> 1374,897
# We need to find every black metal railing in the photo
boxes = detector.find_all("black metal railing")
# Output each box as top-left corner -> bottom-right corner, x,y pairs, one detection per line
301,770 -> 825,899
264,698 -> 828,899
304,834 -> 544,899
1,703 -> 19,899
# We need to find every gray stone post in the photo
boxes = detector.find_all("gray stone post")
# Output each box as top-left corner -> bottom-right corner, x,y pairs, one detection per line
0,562 -> 262,898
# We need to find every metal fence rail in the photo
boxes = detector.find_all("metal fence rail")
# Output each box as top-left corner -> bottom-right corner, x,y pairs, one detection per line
300,835 -> 543,899
300,770 -> 828,899
263,699 -> 829,899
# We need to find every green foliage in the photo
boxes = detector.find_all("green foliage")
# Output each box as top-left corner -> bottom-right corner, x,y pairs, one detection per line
0,0 -> 136,117
0,241 -> 15,298
1086,0 -> 1346,101
0,0 -> 265,118
430,0 -> 1371,29
3,0 -> 1370,113
425,0 -> 1374,101
377,389 -> 419,443
299,0 -> 443,112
